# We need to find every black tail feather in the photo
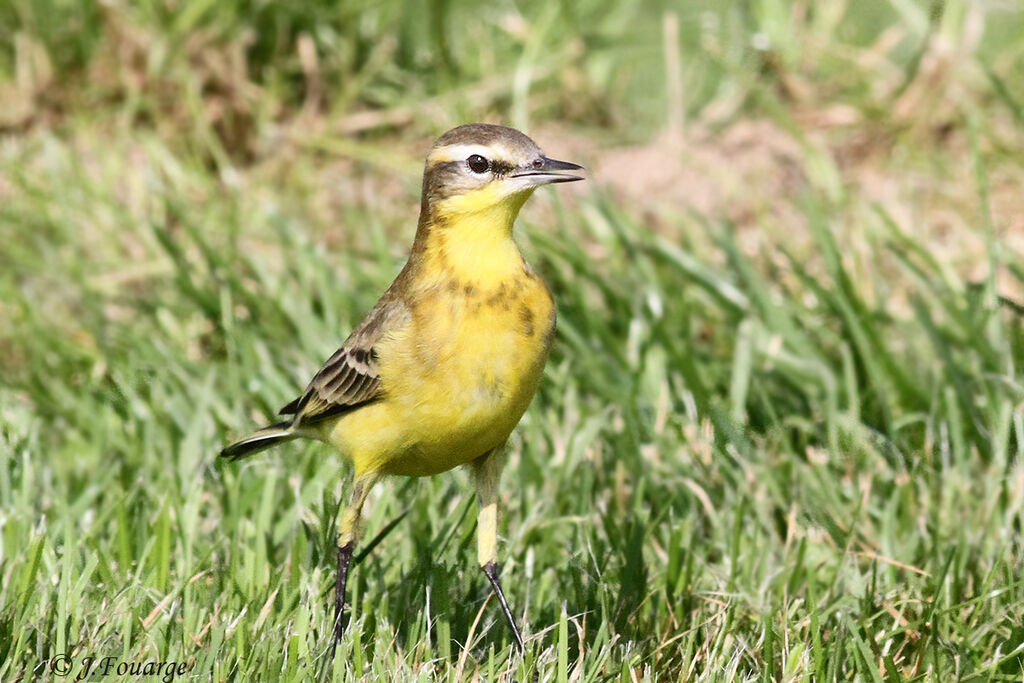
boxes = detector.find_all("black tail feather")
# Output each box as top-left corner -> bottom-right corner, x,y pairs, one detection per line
220,421 -> 297,461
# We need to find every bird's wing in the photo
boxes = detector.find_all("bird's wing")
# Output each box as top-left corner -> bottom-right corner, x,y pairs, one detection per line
279,298 -> 409,424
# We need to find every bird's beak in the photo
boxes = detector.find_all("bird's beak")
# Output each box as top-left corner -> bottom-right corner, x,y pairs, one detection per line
510,157 -> 585,186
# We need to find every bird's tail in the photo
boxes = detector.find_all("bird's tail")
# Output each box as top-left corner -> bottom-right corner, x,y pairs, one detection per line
220,421 -> 298,461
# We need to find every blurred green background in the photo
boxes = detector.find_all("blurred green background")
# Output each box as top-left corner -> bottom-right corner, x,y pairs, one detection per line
2,0 -> 1023,681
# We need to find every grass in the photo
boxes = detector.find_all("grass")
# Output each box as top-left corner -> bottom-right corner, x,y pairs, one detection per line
2,0 -> 1024,680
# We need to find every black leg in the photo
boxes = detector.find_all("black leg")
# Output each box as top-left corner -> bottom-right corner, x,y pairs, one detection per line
329,540 -> 355,661
325,472 -> 380,663
481,561 -> 525,654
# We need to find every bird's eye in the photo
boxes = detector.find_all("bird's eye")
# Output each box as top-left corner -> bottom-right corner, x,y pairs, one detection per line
467,154 -> 490,174
532,158 -> 544,170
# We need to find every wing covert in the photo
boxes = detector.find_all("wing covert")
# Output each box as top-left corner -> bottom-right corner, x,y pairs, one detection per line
278,296 -> 409,424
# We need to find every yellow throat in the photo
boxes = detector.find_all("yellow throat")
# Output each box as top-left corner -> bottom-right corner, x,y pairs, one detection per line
420,184 -> 536,288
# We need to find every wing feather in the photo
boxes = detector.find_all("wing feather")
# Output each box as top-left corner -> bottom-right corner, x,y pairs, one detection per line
278,297 -> 409,424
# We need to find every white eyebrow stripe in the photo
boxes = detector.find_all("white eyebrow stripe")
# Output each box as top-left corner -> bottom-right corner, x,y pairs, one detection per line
428,143 -> 515,164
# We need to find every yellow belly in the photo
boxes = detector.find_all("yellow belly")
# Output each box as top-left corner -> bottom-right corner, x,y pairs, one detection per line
318,275 -> 554,477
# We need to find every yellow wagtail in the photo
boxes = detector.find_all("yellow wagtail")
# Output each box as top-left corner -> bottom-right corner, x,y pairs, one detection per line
221,123 -> 583,657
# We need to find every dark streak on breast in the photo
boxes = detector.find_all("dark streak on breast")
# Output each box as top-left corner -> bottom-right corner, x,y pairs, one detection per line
518,303 -> 535,337
485,282 -> 511,310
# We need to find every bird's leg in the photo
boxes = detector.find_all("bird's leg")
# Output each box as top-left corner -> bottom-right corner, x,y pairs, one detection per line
471,449 -> 526,655
329,471 -> 380,661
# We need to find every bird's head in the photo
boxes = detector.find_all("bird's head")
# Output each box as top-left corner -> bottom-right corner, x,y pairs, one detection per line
421,123 -> 584,223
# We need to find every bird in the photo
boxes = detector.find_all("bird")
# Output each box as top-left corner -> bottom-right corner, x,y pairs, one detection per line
220,123 -> 584,660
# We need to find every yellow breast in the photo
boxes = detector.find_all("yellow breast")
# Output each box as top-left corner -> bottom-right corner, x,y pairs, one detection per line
322,270 -> 555,477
